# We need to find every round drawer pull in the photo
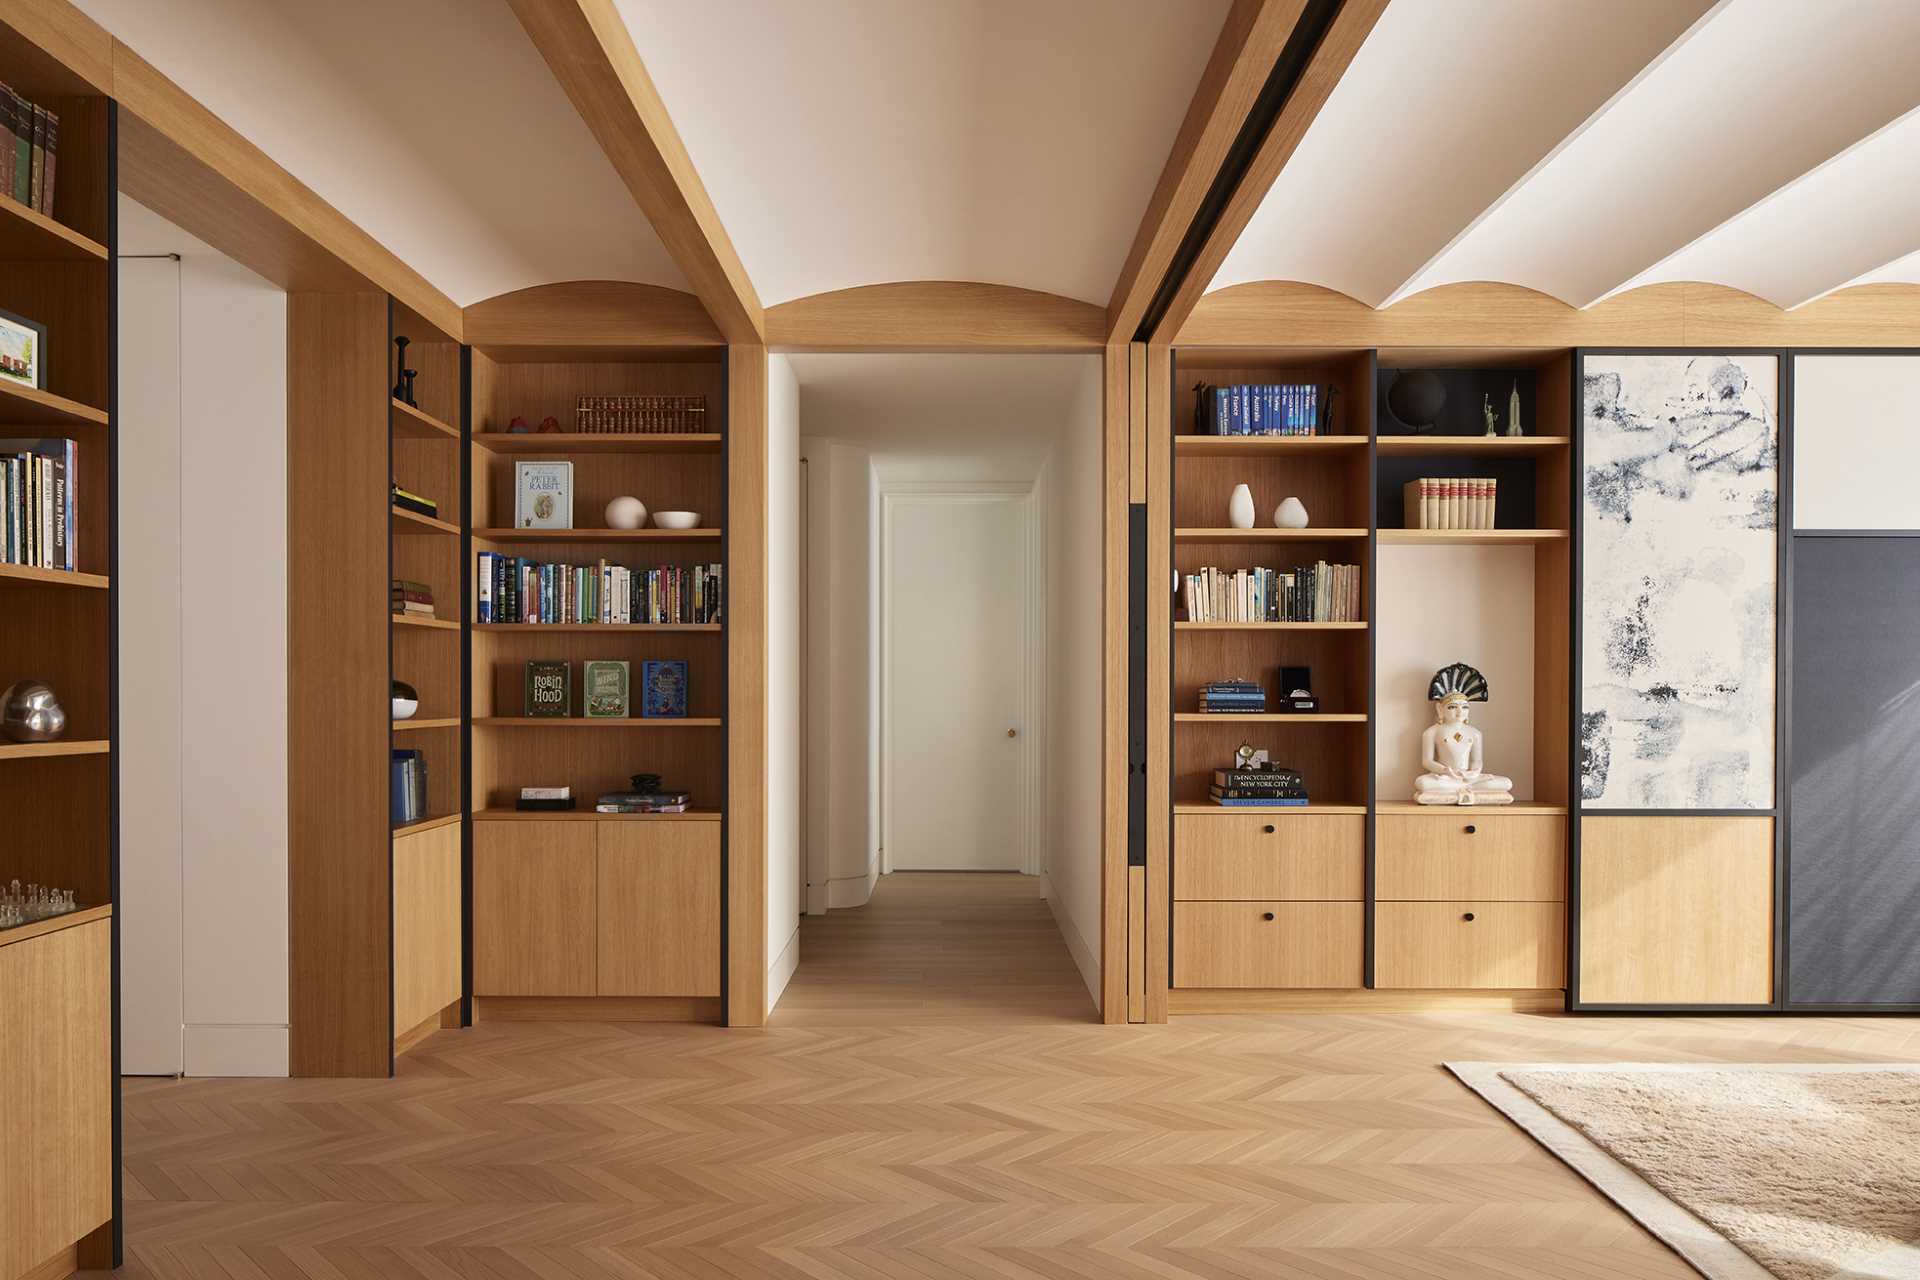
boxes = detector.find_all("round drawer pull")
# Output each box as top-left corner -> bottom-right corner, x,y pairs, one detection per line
1464,824 -> 1477,834
1262,824 -> 1276,834
1462,912 -> 1476,922
1262,911 -> 1276,921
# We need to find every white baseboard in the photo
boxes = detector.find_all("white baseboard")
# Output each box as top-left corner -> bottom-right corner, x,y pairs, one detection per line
184,1023 -> 288,1077
1042,875 -> 1101,1015
768,926 -> 800,1011
827,871 -> 874,909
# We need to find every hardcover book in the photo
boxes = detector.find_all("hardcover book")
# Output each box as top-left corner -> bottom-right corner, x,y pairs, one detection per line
583,659 -> 631,718
514,460 -> 573,529
524,660 -> 571,717
641,659 -> 688,718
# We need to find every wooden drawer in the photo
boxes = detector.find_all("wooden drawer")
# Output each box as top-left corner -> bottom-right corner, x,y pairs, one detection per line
1377,813 -> 1566,901
1175,813 -> 1363,900
598,822 -> 721,997
474,820 -> 597,996
1375,902 -> 1566,989
1173,902 -> 1363,988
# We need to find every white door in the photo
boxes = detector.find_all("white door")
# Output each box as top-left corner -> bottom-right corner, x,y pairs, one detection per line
884,492 -> 1031,871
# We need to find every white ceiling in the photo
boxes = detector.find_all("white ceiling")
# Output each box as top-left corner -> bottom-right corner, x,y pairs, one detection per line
1213,0 -> 1920,311
617,0 -> 1230,307
76,0 -> 686,306
787,353 -> 1094,449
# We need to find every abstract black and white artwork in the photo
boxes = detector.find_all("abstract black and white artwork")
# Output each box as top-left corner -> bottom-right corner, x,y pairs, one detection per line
1581,353 -> 1777,809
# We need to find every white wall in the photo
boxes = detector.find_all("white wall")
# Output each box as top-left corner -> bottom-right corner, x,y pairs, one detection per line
1793,354 -> 1920,530
766,354 -> 801,1009
1041,361 -> 1107,1010
1375,544 -> 1536,803
118,197 -> 290,1077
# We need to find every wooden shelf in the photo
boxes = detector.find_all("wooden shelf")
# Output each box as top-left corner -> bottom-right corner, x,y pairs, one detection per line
392,613 -> 459,631
1176,621 -> 1367,631
0,562 -> 108,590
393,812 -> 463,837
0,739 -> 110,761
393,718 -> 461,732
0,378 -> 108,427
474,623 -> 721,633
474,432 -> 721,455
1176,527 -> 1368,543
0,903 -> 113,950
1375,801 -> 1569,815
473,807 -> 722,822
1175,802 -> 1367,815
1375,435 -> 1568,456
0,195 -> 108,262
390,398 -> 460,442
474,527 -> 719,542
1175,435 -> 1368,456
473,717 -> 723,728
392,505 -> 458,536
1378,528 -> 1567,546
1175,713 -> 1366,723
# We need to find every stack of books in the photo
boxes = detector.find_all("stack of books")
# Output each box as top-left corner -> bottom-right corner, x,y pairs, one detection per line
477,554 -> 723,626
575,395 -> 707,434
391,482 -> 439,519
515,786 -> 574,813
1194,383 -> 1320,435
390,749 -> 428,825
1,437 -> 76,571
596,788 -> 692,815
1199,679 -> 1266,714
1403,477 -> 1498,530
0,86 -> 57,217
1182,562 -> 1361,623
391,579 -> 435,620
1210,767 -> 1308,808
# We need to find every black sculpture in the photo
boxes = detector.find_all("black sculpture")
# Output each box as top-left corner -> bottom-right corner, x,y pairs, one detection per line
392,336 -> 418,406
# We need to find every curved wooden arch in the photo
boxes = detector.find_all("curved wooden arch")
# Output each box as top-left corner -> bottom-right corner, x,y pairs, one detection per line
765,281 -> 1107,352
1178,279 -> 1920,348
462,279 -> 723,360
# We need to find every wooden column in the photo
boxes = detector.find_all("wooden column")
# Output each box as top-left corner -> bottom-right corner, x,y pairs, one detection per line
1101,343 -> 1130,1023
1143,344 -> 1172,1023
727,345 -> 768,1025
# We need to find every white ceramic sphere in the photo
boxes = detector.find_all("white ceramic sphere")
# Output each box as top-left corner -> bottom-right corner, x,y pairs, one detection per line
651,510 -> 701,530
604,495 -> 648,530
1273,496 -> 1310,529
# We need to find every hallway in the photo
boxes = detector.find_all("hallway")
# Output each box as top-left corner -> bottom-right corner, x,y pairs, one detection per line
111,872 -> 1920,1279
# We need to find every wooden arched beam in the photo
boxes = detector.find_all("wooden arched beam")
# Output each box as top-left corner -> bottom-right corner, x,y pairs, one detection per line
765,281 -> 1107,352
462,280 -> 723,360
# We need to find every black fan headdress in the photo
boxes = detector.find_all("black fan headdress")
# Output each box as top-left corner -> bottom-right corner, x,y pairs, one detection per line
1428,663 -> 1489,702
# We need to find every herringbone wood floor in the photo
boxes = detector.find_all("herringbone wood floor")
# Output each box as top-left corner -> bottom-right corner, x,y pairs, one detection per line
109,872 -> 1919,1279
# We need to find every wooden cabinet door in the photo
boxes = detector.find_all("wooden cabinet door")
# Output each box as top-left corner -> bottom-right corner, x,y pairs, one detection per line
1173,902 -> 1363,988
473,820 -> 596,996
1375,902 -> 1566,989
1174,814 -> 1364,901
1376,814 -> 1566,901
597,821 -> 721,997
393,821 -> 462,1032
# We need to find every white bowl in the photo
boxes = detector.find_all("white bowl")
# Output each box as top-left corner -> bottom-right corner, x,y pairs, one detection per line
392,698 -> 419,720
652,511 -> 701,530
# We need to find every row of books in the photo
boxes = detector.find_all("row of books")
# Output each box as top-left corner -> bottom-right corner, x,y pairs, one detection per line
1181,562 -> 1361,624
391,749 -> 429,826
1210,766 -> 1309,808
391,578 -> 436,620
1199,679 -> 1264,714
524,658 -> 688,718
575,395 -> 708,435
0,85 -> 57,217
2,437 -> 74,571
477,554 -> 723,626
511,784 -> 695,815
1403,478 -> 1499,530
1194,382 -> 1321,436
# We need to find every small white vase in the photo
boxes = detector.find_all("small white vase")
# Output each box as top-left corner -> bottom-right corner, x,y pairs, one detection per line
1273,496 -> 1309,529
1228,483 -> 1255,530
605,495 -> 648,530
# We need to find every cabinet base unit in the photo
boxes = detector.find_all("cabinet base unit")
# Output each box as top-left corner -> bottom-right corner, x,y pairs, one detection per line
393,820 -> 463,1051
1173,902 -> 1364,989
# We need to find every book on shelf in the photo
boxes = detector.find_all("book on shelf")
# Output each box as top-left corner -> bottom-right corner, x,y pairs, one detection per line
1199,679 -> 1266,713
1193,382 -> 1321,436
390,749 -> 427,826
1211,767 -> 1306,792
477,553 -> 724,625
583,660 -> 630,718
516,785 -> 575,812
575,394 -> 707,434
1403,477 -> 1497,530
390,483 -> 439,519
1180,562 -> 1360,623
524,660 -> 571,716
391,579 -> 435,618
595,789 -> 692,814
641,659 -> 688,718
0,85 -> 55,215
1209,793 -> 1310,807
0,437 -> 76,571
514,460 -> 573,528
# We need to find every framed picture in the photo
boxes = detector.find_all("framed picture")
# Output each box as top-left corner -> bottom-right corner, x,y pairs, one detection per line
0,308 -> 46,389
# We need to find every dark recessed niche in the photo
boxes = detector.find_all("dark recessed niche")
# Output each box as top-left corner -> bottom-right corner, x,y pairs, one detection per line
1376,366 -> 1537,437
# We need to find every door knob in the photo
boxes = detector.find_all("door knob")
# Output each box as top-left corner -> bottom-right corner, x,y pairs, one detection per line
1006,728 -> 1017,738
1464,824 -> 1477,834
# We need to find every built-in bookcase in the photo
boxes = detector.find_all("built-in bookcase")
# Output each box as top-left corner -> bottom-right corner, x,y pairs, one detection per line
0,21 -> 119,1271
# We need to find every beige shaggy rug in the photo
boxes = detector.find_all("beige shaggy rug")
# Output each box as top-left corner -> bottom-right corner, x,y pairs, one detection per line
1449,1063 -> 1920,1280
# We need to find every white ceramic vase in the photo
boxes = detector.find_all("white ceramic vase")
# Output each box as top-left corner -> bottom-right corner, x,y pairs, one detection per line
1273,496 -> 1309,528
1228,483 -> 1255,530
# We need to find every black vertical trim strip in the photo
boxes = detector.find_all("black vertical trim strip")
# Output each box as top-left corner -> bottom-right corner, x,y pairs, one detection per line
1127,503 -> 1147,869
1132,0 -> 1345,343
718,348 -> 731,1024
1773,351 -> 1791,1012
105,97 -> 124,1269
458,345 -> 474,1028
1568,349 -> 1584,1010
1362,351 -> 1377,989
385,296 -> 396,1076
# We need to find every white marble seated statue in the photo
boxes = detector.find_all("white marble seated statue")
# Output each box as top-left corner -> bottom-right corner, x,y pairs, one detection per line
1413,663 -> 1513,806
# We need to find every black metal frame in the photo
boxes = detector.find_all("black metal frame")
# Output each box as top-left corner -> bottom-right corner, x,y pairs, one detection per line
104,98 -> 123,1267
718,348 -> 732,1023
384,297 -> 398,1071
1568,346 -> 1790,1014
458,345 -> 474,1029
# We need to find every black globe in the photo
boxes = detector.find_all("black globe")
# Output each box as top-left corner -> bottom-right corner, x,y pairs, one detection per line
1387,370 -> 1445,430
